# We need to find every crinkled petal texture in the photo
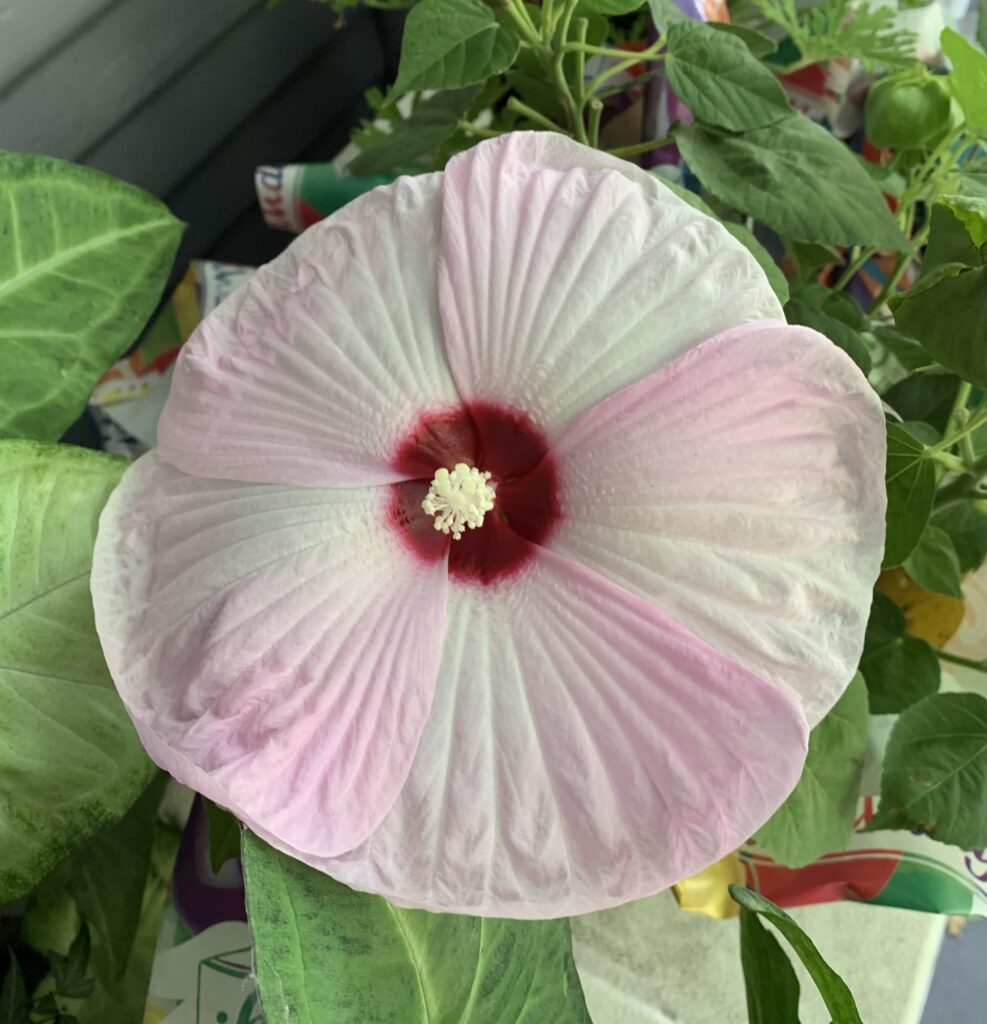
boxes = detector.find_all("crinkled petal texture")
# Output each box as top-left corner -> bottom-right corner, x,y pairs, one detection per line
313,549 -> 807,917
157,173 -> 458,487
91,451 -> 448,858
438,133 -> 782,439
551,321 -> 888,727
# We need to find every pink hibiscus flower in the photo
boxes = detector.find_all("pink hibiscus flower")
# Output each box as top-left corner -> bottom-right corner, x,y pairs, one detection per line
91,133 -> 886,918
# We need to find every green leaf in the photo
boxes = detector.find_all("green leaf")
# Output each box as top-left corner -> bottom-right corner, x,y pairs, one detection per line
673,116 -> 907,249
931,501 -> 987,573
867,693 -> 987,846
883,422 -> 936,568
665,22 -> 791,132
784,240 -> 841,289
203,798 -> 241,872
891,263 -> 987,388
756,674 -> 868,867
941,28 -> 987,134
860,592 -> 940,713
241,833 -> 593,1024
722,223 -> 789,304
738,907 -> 802,1024
0,954 -> 29,1024
903,525 -> 964,599
393,0 -> 520,95
936,194 -> 987,250
883,372 -> 960,434
349,87 -> 480,175
49,925 -> 94,1000
646,0 -> 688,32
0,441 -> 154,902
0,152 -> 182,442
785,290 -> 871,372
708,21 -> 779,59
924,201 -> 986,271
729,886 -> 863,1024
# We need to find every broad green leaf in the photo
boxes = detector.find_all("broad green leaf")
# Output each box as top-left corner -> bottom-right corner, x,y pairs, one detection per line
665,22 -> 791,132
723,223 -> 789,304
784,240 -> 841,289
785,291 -> 871,372
883,372 -> 960,434
941,28 -> 987,134
0,955 -> 29,1024
931,500 -> 987,573
578,0 -> 644,13
708,22 -> 779,59
903,525 -> 963,599
891,263 -> 987,388
673,116 -> 907,249
242,833 -> 593,1024
0,152 -> 182,442
924,201 -> 985,271
860,592 -> 940,713
0,441 -> 154,902
393,0 -> 520,94
867,693 -> 987,846
203,798 -> 242,872
738,907 -> 801,1024
756,674 -> 868,867
729,886 -> 863,1024
348,88 -> 480,175
646,0 -> 688,31
883,422 -> 936,567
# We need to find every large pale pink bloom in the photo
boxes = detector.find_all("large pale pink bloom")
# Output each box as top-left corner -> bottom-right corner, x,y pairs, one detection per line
91,133 -> 886,918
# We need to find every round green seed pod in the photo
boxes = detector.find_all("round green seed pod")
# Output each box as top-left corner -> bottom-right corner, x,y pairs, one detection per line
865,67 -> 951,150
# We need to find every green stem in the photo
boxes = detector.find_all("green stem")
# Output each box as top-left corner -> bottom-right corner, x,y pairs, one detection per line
457,121 -> 506,139
947,381 -> 973,437
573,16 -> 588,113
506,96 -> 569,133
930,404 -> 987,454
587,98 -> 603,149
550,0 -> 587,142
930,449 -> 970,474
606,135 -> 674,158
503,0 -> 546,52
833,246 -> 875,291
564,40 -> 662,59
937,649 -> 987,674
586,50 -> 663,98
542,0 -> 555,37
868,252 -> 911,311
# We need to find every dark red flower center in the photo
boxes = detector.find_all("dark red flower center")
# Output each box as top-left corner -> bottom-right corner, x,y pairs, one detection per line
389,402 -> 560,585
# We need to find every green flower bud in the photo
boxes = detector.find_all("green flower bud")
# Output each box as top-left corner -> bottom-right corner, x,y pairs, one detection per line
865,67 -> 951,150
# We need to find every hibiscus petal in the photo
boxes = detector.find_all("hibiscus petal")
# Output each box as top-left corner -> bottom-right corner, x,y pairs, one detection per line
91,451 -> 448,857
551,321 -> 887,726
310,549 -> 808,918
437,132 -> 781,440
158,174 -> 459,487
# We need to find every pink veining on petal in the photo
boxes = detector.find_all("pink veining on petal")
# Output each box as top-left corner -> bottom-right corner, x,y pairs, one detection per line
388,402 -> 561,585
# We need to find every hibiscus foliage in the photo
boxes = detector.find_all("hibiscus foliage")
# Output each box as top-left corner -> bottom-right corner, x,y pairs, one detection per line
1,2 -> 987,1022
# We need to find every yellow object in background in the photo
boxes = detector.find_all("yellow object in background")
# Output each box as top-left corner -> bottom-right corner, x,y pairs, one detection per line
672,854 -> 745,919
875,568 -> 965,648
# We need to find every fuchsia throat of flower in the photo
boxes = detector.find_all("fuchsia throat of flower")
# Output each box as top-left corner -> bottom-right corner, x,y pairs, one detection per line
90,132 -> 887,919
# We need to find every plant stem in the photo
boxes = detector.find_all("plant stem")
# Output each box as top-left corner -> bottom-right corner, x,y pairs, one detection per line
573,16 -> 588,114
587,98 -> 603,149
503,0 -> 546,52
586,49 -> 663,98
506,96 -> 569,133
550,0 -> 587,142
937,650 -> 987,674
947,382 -> 973,436
457,121 -> 506,139
833,246 -> 875,291
930,403 -> 987,454
607,135 -> 674,158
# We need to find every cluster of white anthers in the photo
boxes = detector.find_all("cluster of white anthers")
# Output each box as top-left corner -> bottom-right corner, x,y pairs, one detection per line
421,464 -> 497,540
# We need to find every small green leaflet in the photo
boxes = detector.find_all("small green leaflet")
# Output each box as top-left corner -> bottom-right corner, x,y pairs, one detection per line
859,592 -> 940,714
738,907 -> 801,1024
349,87 -> 481,175
672,116 -> 907,250
0,151 -> 182,442
883,422 -> 936,568
941,27 -> 987,134
756,674 -> 868,867
903,525 -> 963,599
0,441 -> 155,902
665,22 -> 791,132
393,0 -> 520,95
708,22 -> 778,59
867,693 -> 987,847
730,886 -> 863,1024
242,833 -> 593,1024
